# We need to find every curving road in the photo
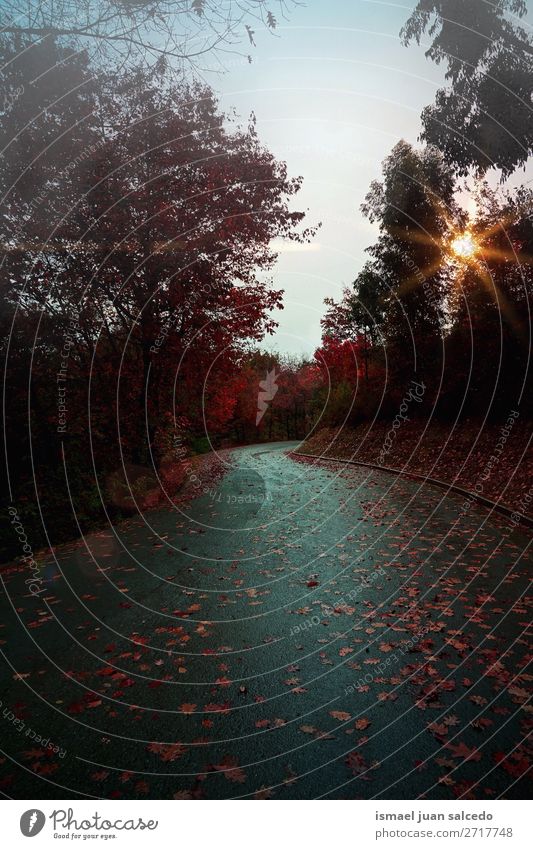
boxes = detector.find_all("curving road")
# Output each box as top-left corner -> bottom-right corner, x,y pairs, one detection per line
0,442 -> 531,799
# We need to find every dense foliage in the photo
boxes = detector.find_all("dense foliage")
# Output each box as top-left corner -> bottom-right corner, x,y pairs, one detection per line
2,2 -> 532,559
318,143 -> 533,425
400,0 -> 533,176
1,36 -> 313,557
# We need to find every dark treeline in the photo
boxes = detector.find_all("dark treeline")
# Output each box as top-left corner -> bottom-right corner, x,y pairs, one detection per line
315,141 -> 533,427
229,0 -> 533,440
229,138 -> 533,442
1,36 -> 314,558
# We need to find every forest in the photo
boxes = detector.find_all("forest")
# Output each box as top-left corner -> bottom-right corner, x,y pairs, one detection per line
2,0 -> 532,558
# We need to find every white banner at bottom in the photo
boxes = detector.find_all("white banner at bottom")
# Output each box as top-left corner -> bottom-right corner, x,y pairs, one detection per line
3,800 -> 531,848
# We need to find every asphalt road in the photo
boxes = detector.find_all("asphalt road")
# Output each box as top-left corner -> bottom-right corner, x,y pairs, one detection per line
1,442 -> 531,799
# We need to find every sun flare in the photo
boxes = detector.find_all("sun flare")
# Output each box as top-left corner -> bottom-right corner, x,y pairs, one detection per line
450,231 -> 478,260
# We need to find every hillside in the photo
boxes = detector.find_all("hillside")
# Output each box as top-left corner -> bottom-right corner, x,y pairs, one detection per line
295,418 -> 533,522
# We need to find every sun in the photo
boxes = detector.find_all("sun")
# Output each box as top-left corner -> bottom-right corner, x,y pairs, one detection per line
450,231 -> 478,260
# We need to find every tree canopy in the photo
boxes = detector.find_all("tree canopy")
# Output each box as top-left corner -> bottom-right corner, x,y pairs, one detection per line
401,0 -> 533,176
0,36 -> 314,555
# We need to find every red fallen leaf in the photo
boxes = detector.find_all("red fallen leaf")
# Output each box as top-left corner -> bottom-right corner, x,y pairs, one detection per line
427,722 -> 448,738
22,748 -> 47,760
135,781 -> 150,794
180,703 -> 197,714
508,685 -> 529,703
471,717 -> 493,730
91,770 -> 109,781
86,698 -> 102,709
254,786 -> 275,799
436,757 -> 457,769
449,638 -> 470,652
444,741 -> 482,762
204,702 -> 230,713
354,718 -> 371,730
346,750 -> 367,774
330,710 -> 351,721
476,593 -> 495,604
501,755 -> 530,778
307,580 -> 319,588
97,667 -> 116,677
212,755 -> 246,784
146,742 -> 187,762
33,763 -> 59,776
453,780 -> 477,799
377,691 -> 398,702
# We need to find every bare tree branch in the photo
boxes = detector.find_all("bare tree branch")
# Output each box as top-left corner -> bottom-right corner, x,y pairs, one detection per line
0,1 -> 301,71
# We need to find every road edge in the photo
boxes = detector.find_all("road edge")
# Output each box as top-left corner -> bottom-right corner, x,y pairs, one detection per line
289,450 -> 533,531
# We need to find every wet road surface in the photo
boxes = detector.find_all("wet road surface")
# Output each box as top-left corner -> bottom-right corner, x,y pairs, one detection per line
1,442 -> 531,799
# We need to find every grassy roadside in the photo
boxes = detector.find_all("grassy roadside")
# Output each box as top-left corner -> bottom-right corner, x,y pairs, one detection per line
3,448 -> 234,565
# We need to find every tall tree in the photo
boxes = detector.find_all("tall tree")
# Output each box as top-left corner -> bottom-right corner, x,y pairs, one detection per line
360,140 -> 459,381
1,42 -> 315,555
401,0 -> 533,177
322,267 -> 387,383
75,68 -> 312,459
443,184 -> 533,416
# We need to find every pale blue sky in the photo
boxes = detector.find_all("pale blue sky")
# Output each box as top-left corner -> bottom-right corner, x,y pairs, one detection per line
211,0 -> 532,356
